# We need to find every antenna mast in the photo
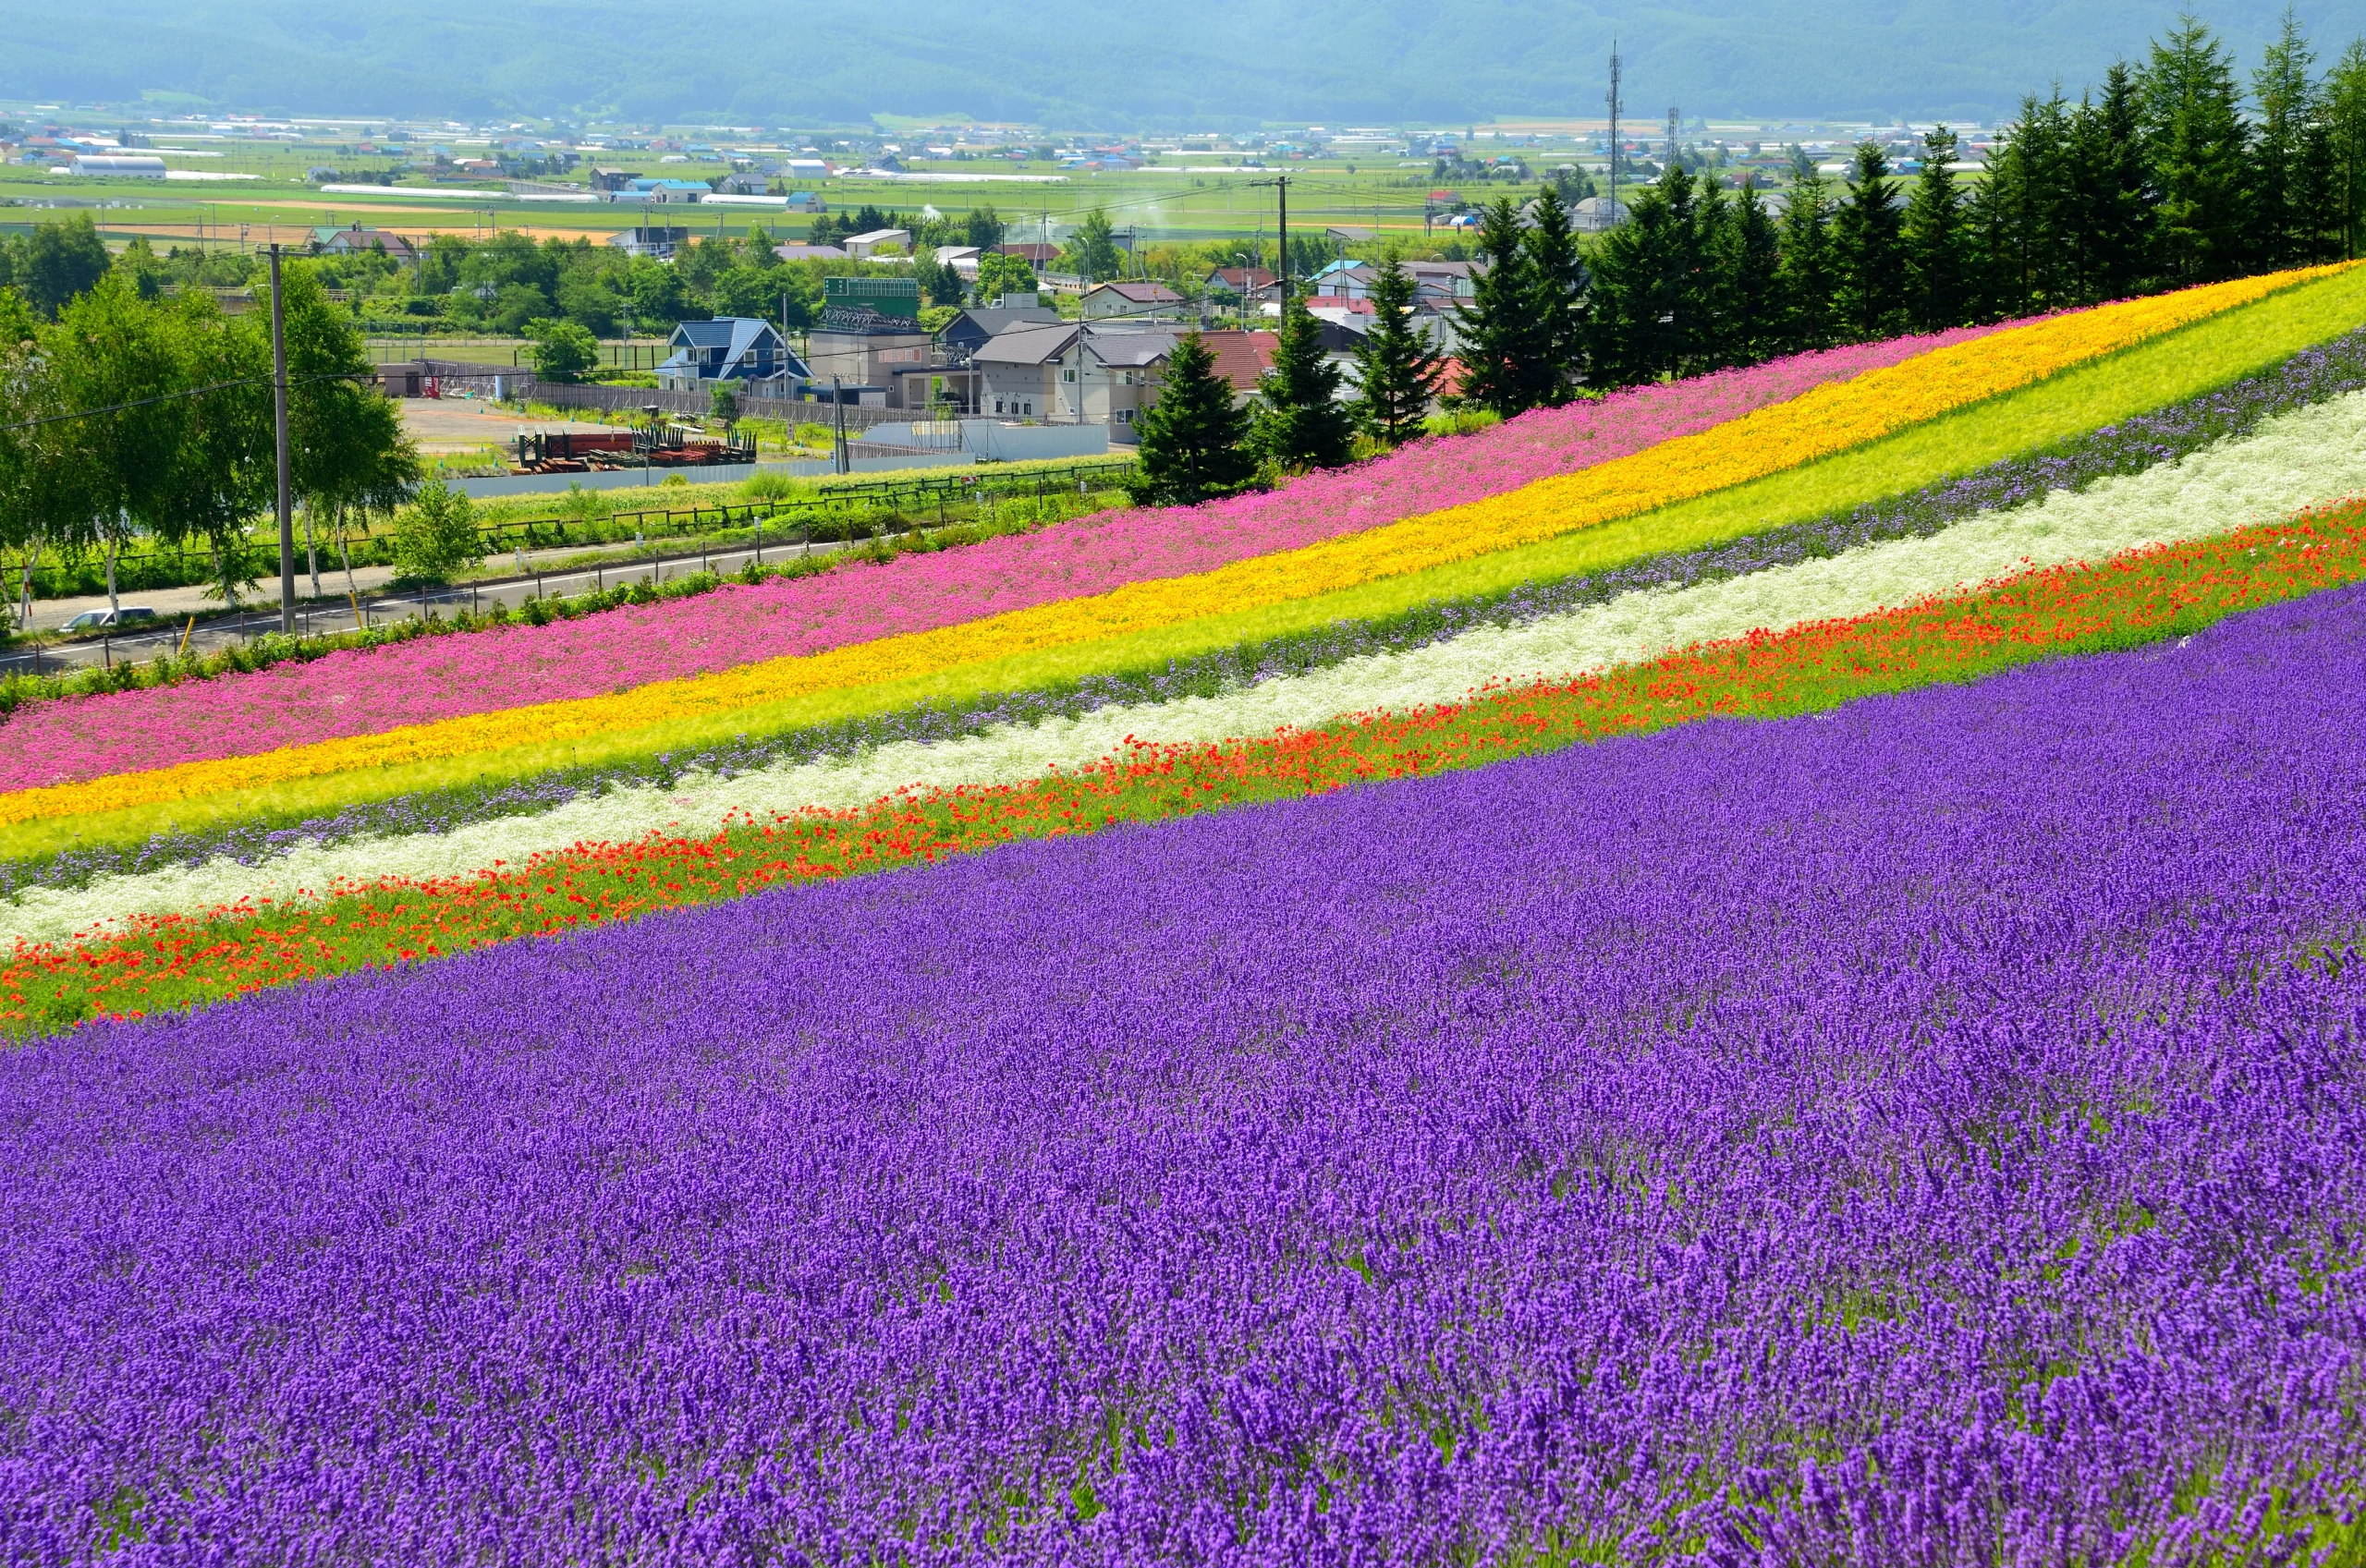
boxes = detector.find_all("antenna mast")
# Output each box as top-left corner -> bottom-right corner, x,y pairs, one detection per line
1605,41 -> 1622,225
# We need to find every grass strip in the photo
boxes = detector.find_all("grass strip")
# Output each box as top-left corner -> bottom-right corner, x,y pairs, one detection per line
11,501 -> 2366,1039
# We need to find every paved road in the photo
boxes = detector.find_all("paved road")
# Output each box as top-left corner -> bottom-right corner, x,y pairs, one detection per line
6,530 -> 858,678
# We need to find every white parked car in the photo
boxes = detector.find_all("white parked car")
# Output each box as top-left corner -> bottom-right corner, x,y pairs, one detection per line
61,607 -> 160,632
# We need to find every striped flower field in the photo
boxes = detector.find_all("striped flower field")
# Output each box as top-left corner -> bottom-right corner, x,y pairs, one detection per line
6,264 -> 2366,1562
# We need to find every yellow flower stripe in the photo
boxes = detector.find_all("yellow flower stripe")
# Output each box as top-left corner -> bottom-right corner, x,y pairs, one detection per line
12,265 -> 2336,829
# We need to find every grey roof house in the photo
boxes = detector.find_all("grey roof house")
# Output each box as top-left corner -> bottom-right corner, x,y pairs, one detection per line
936,303 -> 1065,366
973,322 -> 1178,432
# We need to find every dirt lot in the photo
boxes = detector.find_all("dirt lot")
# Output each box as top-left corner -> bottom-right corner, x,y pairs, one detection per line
399,401 -> 634,456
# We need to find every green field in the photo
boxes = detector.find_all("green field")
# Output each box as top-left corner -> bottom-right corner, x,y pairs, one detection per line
0,148 -> 1479,254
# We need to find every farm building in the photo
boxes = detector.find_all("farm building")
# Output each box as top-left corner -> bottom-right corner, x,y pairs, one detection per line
1082,281 -> 1188,321
606,226 -> 693,260
843,228 -> 913,260
312,223 -> 418,264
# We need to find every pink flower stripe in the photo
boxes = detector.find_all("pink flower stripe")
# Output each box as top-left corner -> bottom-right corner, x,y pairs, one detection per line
4,327 -> 2008,793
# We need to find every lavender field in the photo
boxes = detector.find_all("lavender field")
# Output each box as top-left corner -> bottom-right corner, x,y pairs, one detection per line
6,589 -> 2366,1563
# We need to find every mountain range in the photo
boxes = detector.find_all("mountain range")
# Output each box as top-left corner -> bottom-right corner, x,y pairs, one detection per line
2,0 -> 2360,128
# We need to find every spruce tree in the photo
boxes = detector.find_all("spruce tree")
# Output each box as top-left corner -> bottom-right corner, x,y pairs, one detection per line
1903,126 -> 1971,330
1688,179 -> 1733,368
2296,108 -> 2343,261
1580,192 -> 1651,388
1712,177 -> 1785,367
1831,140 -> 1908,340
1987,91 -> 2078,313
2251,8 -> 2319,269
1774,166 -> 1839,352
1522,186 -> 1586,402
2142,16 -> 2251,284
2071,65 -> 2154,300
1132,331 -> 1255,504
1351,255 -> 1445,446
1586,166 -> 1705,386
1254,298 -> 1355,469
2327,39 -> 2366,258
1660,166 -> 1709,370
1450,196 -> 1541,416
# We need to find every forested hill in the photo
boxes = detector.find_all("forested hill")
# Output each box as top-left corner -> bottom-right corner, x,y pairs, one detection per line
0,0 -> 2352,127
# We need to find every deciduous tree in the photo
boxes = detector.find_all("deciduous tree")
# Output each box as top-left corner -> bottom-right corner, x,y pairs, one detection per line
18,215 -> 111,319
528,318 -> 601,383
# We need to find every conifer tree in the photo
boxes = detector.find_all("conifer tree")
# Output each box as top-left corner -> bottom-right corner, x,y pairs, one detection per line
2296,105 -> 2343,261
2071,65 -> 2154,300
1351,255 -> 1445,446
1687,179 -> 1732,366
1132,331 -> 1255,504
1831,140 -> 1908,339
1711,177 -> 1785,367
1253,298 -> 1354,469
1522,186 -> 1587,402
2143,16 -> 2251,284
1903,126 -> 1971,330
2326,39 -> 2366,257
1986,91 -> 2079,313
1450,197 -> 1541,416
1774,166 -> 1839,352
1586,166 -> 1705,386
2251,7 -> 2319,268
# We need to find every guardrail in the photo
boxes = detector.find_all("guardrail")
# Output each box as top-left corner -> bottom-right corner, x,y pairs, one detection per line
3,457 -> 1139,602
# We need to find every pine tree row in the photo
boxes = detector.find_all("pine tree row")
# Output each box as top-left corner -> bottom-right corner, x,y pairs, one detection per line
1466,12 -> 2366,409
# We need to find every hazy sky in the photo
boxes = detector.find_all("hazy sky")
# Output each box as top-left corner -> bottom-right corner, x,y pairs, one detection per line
4,0 -> 2362,126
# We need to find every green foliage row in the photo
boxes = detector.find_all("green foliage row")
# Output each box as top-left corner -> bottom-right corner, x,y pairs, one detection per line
0,245 -> 418,615
0,476 -> 1128,720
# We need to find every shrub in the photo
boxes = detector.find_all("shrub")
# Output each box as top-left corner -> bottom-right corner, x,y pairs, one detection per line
527,319 -> 601,384
391,478 -> 484,586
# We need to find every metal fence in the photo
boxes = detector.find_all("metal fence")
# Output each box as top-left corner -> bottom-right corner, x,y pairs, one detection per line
3,468 -> 1136,677
5,457 -> 1137,603
525,381 -> 914,432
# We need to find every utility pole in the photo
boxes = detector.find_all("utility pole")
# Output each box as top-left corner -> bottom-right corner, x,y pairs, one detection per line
268,244 -> 297,636
1667,107 -> 1680,172
1605,41 -> 1623,226
1252,174 -> 1291,307
1277,175 -> 1289,301
832,375 -> 848,474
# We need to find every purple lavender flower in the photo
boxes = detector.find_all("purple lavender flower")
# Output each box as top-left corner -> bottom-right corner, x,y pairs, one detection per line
4,587 -> 2366,1560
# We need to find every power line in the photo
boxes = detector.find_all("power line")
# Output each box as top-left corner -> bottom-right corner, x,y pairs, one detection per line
0,370 -> 378,435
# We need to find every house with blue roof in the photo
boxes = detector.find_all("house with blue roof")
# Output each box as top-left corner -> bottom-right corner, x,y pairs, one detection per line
656,318 -> 811,393
623,176 -> 713,202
